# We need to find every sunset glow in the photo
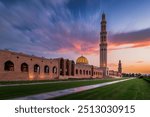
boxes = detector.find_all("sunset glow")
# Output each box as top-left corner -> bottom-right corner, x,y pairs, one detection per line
0,0 -> 150,73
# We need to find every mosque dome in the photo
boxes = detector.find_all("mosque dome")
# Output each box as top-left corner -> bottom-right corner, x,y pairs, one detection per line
76,56 -> 89,64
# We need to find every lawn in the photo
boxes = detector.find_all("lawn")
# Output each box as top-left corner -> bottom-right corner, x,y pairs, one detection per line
0,80 -> 64,85
0,78 -> 120,100
54,78 -> 150,100
0,78 -> 97,85
143,77 -> 150,83
0,78 -> 115,85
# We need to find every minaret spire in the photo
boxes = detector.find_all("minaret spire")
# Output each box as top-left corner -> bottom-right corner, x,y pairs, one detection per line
118,60 -> 122,74
100,13 -> 107,68
100,13 -> 108,77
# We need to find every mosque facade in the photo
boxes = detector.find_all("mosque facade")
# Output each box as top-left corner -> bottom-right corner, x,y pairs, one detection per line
0,14 -> 122,81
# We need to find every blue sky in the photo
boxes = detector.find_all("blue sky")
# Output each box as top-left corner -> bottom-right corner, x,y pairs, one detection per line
0,0 -> 150,73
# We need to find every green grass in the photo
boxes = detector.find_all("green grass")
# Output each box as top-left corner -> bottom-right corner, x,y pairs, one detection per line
0,78 -> 114,85
0,79 -> 94,85
54,78 -> 150,100
142,77 -> 150,83
0,80 -> 59,85
0,78 -> 120,100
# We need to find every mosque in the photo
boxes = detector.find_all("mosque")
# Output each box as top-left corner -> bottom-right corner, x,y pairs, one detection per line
0,14 -> 122,81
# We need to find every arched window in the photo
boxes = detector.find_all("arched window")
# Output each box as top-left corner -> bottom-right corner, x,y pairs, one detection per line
76,69 -> 78,75
66,60 -> 70,76
80,70 -> 82,75
86,70 -> 88,75
44,65 -> 49,73
60,58 -> 64,75
34,64 -> 40,73
53,66 -> 57,74
21,63 -> 28,72
71,61 -> 75,76
4,61 -> 14,71
83,70 -> 85,75
89,71 -> 91,75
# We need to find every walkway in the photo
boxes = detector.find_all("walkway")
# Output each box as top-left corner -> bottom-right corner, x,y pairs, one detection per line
13,78 -> 134,100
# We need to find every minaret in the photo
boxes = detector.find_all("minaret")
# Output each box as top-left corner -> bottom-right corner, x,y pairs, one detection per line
100,13 -> 107,68
118,60 -> 122,73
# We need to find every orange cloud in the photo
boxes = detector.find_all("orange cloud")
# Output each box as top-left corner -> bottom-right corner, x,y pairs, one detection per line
136,61 -> 144,63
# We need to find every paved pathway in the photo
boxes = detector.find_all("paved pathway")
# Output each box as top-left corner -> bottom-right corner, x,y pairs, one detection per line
13,78 -> 134,100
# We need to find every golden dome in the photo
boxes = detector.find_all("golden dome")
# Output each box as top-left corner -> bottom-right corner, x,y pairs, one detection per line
76,56 -> 89,64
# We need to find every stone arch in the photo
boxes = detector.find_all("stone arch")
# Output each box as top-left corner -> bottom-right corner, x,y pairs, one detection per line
4,60 -> 14,71
34,64 -> 40,73
80,70 -> 82,75
21,63 -> 28,72
76,69 -> 78,75
89,71 -> 91,75
66,60 -> 70,76
53,66 -> 57,74
60,58 -> 64,75
44,65 -> 49,73
83,70 -> 85,75
86,70 -> 88,75
91,66 -> 94,76
71,61 -> 75,76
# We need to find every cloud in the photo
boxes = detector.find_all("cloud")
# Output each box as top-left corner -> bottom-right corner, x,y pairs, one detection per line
1,0 -> 150,59
0,0 -> 101,57
136,61 -> 144,63
108,63 -> 118,67
109,28 -> 150,49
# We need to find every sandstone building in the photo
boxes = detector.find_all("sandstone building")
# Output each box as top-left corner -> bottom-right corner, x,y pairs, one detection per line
0,14 -> 122,81
0,50 -> 103,81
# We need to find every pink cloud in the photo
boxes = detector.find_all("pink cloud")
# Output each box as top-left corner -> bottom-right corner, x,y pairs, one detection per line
108,63 -> 118,67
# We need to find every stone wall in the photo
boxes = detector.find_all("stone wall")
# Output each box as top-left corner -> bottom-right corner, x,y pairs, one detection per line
75,64 -> 103,78
0,50 -> 104,81
0,50 -> 59,81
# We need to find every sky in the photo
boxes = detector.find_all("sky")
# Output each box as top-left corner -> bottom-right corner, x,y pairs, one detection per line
0,0 -> 150,74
